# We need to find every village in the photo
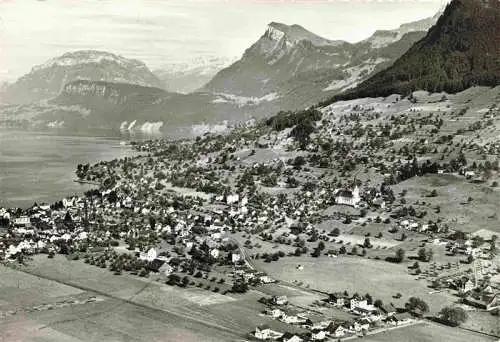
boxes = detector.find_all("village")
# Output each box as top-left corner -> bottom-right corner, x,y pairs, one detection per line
0,91 -> 499,341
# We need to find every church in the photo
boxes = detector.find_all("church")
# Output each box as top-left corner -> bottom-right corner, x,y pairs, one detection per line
334,185 -> 361,208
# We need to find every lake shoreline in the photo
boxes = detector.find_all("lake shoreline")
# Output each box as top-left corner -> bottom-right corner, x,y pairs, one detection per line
0,129 -> 137,209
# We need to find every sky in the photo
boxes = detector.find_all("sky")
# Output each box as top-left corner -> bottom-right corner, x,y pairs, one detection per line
0,0 -> 449,83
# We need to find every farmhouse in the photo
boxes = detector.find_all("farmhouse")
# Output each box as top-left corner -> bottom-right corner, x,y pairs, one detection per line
349,296 -> 367,310
266,308 -> 284,318
254,325 -> 283,340
384,312 -> 413,326
328,292 -> 349,306
326,322 -> 347,338
272,295 -> 289,305
280,310 -> 307,324
379,303 -> 397,316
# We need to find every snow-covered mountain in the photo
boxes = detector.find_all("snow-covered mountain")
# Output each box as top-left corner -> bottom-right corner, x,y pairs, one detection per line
154,56 -> 236,94
1,50 -> 164,104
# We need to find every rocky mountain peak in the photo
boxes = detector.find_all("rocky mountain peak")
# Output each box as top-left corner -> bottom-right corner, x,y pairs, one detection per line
31,50 -> 149,73
264,22 -> 343,47
2,50 -> 163,104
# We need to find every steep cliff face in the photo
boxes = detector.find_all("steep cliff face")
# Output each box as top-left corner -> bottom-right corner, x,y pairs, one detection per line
53,79 -> 170,126
2,50 -> 164,104
363,10 -> 443,48
203,14 -> 437,112
59,80 -> 167,105
203,22 -> 351,97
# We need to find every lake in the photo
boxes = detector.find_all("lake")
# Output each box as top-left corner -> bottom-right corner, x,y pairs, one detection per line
0,129 -> 142,208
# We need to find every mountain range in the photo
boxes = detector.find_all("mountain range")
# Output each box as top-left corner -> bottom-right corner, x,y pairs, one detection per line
153,56 -> 236,94
203,11 -> 441,111
2,0 -> 499,133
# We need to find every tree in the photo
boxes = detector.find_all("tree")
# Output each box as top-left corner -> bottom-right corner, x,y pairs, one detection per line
418,248 -> 433,262
166,274 -> 180,286
374,299 -> 383,308
231,281 -> 249,293
439,306 -> 467,326
426,249 -> 433,262
365,293 -> 373,305
395,248 -> 405,263
363,238 -> 372,248
64,211 -> 73,223
405,297 -> 429,314
311,248 -> 321,258
491,235 -> 498,256
107,190 -> 118,203
318,241 -> 325,251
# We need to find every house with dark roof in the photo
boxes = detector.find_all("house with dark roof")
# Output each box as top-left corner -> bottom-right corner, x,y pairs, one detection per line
378,303 -> 397,316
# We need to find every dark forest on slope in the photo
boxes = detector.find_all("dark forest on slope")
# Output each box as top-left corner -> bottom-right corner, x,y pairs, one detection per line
320,0 -> 500,106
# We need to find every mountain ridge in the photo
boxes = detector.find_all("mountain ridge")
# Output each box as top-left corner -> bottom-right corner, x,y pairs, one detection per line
202,14 -> 439,111
1,50 -> 164,104
321,0 -> 500,105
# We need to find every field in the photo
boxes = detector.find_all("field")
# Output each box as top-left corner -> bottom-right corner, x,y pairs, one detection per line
255,256 -> 459,313
1,255 -> 308,342
0,262 -> 241,342
360,322 -> 497,342
392,174 -> 500,234
461,311 -> 500,337
0,255 -> 317,342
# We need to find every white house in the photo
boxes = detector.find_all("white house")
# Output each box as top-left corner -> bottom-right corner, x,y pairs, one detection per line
14,216 -> 31,227
465,171 -> 476,179
231,252 -> 241,263
350,298 -> 367,310
329,324 -> 346,338
372,195 -> 385,208
311,330 -> 327,340
259,275 -> 275,284
463,279 -> 475,293
354,320 -> 370,332
226,194 -> 239,205
267,308 -> 284,319
254,325 -> 282,340
139,248 -> 157,262
272,295 -> 288,305
210,248 -> 220,259
281,313 -> 306,325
